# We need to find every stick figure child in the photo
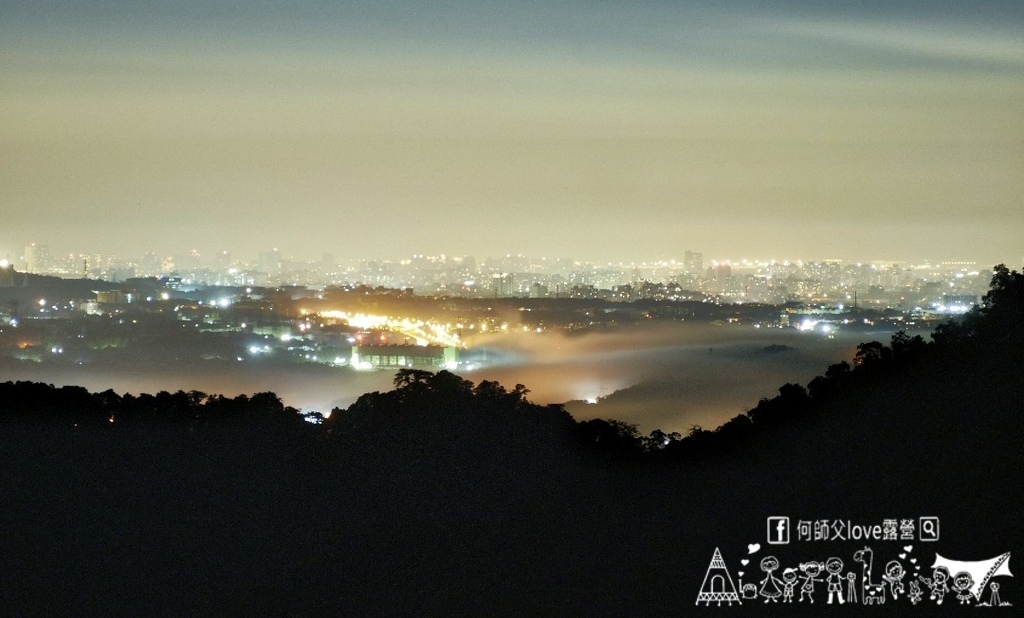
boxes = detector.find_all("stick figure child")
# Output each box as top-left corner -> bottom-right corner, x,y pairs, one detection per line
782,568 -> 798,603
952,572 -> 974,605
758,556 -> 783,603
919,566 -> 950,605
825,557 -> 845,604
799,561 -> 823,603
881,560 -> 906,600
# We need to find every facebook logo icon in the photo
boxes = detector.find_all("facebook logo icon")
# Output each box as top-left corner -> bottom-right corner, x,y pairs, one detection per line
768,517 -> 790,544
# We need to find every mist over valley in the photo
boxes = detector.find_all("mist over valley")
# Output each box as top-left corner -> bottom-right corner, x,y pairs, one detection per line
0,321 -> 911,433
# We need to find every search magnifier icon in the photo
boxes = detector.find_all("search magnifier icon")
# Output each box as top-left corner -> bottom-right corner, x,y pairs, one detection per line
920,517 -> 940,541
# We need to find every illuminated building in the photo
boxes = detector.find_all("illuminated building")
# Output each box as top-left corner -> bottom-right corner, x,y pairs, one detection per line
684,250 -> 703,274
95,290 -> 134,305
492,273 -> 514,298
351,344 -> 458,370
24,243 -> 51,274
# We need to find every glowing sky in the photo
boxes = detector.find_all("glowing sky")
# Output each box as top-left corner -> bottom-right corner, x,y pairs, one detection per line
2,1 -> 1022,263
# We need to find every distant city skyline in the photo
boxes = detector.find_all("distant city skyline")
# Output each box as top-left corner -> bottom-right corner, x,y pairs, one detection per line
2,2 -> 1022,263
2,241 -> 1011,274
2,241 -> 997,312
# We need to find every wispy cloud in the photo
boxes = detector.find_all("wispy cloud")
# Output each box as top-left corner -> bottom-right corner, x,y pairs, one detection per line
765,18 -> 1024,70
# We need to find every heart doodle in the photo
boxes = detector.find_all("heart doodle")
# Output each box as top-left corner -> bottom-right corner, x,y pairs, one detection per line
910,558 -> 917,564
741,559 -> 749,566
748,543 -> 761,554
904,545 -> 913,552
899,553 -> 907,559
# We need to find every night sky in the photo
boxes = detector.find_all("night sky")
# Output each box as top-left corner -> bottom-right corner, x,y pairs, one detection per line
2,1 -> 1022,263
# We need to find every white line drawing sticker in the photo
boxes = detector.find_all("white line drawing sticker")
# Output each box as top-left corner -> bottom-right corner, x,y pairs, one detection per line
932,552 -> 1012,604
696,548 -> 742,606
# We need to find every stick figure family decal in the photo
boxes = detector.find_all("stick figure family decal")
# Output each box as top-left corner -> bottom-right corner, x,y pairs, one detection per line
697,545 -> 1012,607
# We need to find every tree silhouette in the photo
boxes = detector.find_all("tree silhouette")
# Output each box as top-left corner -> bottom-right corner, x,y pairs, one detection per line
575,418 -> 644,457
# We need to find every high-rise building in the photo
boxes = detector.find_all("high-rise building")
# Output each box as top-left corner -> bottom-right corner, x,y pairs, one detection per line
24,243 -> 51,274
492,273 -> 514,297
714,263 -> 732,281
684,250 -> 703,275
258,249 -> 283,276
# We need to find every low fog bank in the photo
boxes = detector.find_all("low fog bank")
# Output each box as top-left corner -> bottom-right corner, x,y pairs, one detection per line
1,322 -> 919,433
466,322 -> 914,433
0,358 -> 396,414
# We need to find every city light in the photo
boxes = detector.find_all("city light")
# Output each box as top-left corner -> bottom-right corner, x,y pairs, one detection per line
319,311 -> 463,348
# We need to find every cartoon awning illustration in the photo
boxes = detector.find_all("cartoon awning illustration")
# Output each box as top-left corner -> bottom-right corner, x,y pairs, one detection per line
932,552 -> 1011,601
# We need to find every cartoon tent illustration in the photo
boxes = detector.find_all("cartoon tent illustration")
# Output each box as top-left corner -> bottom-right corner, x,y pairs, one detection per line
932,552 -> 1012,601
696,547 -> 742,606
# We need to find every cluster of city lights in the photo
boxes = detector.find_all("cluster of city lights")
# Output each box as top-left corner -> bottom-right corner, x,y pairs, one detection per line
318,311 -> 463,348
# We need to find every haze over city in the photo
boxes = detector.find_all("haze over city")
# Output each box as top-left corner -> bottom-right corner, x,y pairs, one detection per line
3,1 -> 1022,263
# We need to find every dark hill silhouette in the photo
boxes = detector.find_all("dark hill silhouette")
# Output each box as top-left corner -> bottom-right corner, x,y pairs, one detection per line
0,266 -> 1021,615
